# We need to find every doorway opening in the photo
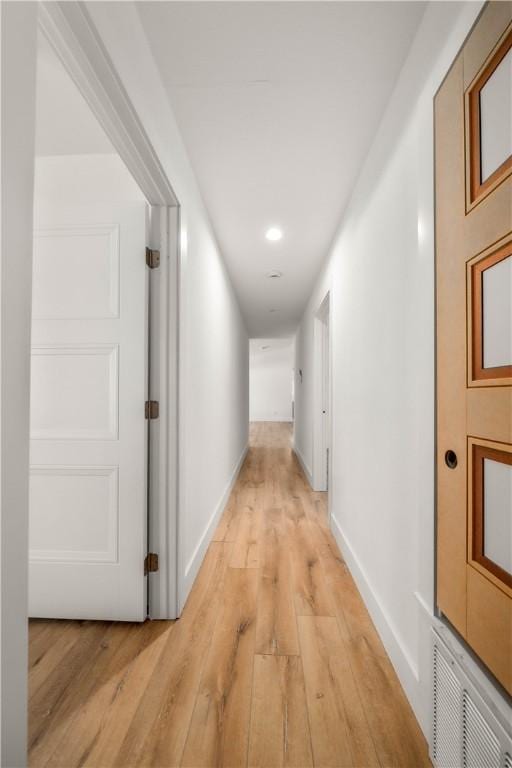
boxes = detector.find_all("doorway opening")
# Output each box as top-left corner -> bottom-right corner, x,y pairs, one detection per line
313,293 -> 331,498
249,338 -> 295,425
30,11 -> 180,623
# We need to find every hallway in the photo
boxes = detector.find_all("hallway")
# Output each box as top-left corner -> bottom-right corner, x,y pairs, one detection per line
28,423 -> 430,768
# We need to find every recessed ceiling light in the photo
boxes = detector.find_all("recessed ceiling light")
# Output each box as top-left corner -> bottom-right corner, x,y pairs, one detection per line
266,270 -> 282,279
265,227 -> 283,242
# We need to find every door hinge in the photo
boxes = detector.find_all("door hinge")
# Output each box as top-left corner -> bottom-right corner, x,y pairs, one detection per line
145,400 -> 159,420
146,247 -> 160,269
144,552 -> 159,575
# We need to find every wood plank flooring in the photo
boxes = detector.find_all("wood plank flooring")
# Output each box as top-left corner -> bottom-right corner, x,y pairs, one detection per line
29,422 -> 431,768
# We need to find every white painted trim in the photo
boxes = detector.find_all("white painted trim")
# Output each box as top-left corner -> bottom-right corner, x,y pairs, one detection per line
38,4 -> 181,620
330,514 -> 424,724
179,444 -> 248,612
414,589 -> 433,619
38,2 -> 178,207
1,5 -> 38,764
312,292 -> 331,492
293,444 -> 314,488
147,206 -> 179,619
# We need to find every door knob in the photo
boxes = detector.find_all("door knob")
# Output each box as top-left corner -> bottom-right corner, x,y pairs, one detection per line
445,450 -> 458,469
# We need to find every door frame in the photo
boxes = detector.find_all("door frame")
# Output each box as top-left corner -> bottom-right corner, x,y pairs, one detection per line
313,291 -> 332,501
38,2 -> 180,620
1,5 -> 39,764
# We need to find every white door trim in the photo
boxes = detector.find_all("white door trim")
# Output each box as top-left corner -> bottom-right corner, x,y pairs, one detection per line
37,2 -> 180,619
313,292 -> 332,497
1,5 -> 39,764
38,2 -> 178,208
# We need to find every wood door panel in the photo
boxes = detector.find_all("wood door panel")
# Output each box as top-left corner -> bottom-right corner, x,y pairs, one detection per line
464,13 -> 512,210
467,567 -> 512,694
436,2 -> 512,694
436,478 -> 467,635
463,4 -> 512,89
464,180 -> 512,250
466,236 -> 512,387
435,55 -> 468,633
467,389 -> 512,444
467,438 -> 512,598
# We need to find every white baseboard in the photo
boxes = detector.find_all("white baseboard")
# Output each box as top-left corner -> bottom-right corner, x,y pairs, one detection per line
179,444 -> 248,612
330,514 -> 425,731
293,443 -> 313,487
250,416 -> 293,422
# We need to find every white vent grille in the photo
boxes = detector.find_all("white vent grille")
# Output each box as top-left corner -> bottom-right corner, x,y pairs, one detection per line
463,693 -> 501,768
433,646 -> 463,767
432,630 -> 512,768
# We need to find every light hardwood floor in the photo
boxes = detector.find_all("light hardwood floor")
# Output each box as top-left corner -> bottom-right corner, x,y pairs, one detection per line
29,422 -> 431,768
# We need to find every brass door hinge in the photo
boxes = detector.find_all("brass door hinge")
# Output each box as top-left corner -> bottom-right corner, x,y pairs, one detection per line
144,552 -> 159,575
145,400 -> 159,420
146,247 -> 160,269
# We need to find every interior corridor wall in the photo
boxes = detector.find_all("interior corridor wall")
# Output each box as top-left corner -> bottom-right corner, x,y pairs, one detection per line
249,339 -> 294,422
294,0 -> 484,739
84,2 -> 250,611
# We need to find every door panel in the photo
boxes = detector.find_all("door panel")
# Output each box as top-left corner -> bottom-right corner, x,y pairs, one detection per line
467,388 -> 512,444
29,201 -> 148,621
463,2 -> 512,86
467,568 -> 512,694
436,54 -> 468,636
436,2 -> 512,694
468,438 -> 512,594
468,239 -> 512,384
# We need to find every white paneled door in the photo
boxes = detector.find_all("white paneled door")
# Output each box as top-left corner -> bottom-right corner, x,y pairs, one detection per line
29,201 -> 149,620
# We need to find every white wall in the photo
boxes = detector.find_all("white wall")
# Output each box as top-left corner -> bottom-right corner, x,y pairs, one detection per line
84,3 -> 249,611
294,0 -> 485,740
250,338 -> 294,422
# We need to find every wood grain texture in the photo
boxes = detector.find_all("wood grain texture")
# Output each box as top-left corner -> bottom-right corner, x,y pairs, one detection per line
29,422 -> 430,767
255,507 -> 299,655
298,615 -> 379,768
44,622 -> 167,768
286,496 -> 334,617
346,635 -> 431,768
248,654 -> 312,768
435,51 -> 469,636
467,566 -> 512,693
212,493 -> 242,542
119,542 -> 233,768
230,502 -> 262,568
181,567 -> 258,768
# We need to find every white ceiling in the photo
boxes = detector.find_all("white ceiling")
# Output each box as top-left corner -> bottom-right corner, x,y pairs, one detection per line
137,1 -> 426,337
36,33 -> 114,157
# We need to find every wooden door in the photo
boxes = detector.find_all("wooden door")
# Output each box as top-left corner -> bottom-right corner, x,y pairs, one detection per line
29,197 -> 149,621
436,2 -> 512,693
